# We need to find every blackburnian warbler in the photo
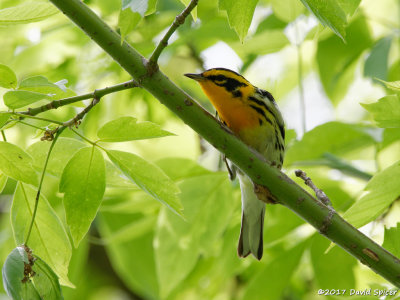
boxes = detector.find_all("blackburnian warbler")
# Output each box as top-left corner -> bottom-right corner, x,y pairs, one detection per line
185,68 -> 285,260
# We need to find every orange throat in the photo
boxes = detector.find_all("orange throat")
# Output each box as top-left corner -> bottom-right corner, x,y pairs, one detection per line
199,82 -> 259,134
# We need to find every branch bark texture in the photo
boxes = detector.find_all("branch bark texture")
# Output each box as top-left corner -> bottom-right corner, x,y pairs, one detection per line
49,0 -> 400,287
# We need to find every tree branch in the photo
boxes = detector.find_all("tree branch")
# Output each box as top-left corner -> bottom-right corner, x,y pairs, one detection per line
149,0 -> 199,66
21,79 -> 138,116
49,0 -> 400,287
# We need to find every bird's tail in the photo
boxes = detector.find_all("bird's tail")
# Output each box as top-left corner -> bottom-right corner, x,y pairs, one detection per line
237,174 -> 265,260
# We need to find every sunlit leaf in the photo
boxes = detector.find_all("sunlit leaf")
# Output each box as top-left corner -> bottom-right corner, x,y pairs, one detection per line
107,150 -> 182,216
337,0 -> 361,16
0,2 -> 59,25
343,161 -> 400,228
271,0 -> 304,23
219,0 -> 259,42
60,147 -> 106,247
300,0 -> 347,40
0,64 -> 17,88
0,142 -> 38,185
377,79 -> 400,92
97,116 -> 174,142
18,76 -> 76,100
27,137 -> 86,177
0,112 -> 11,129
4,90 -> 51,109
361,95 -> 400,128
11,184 -> 72,286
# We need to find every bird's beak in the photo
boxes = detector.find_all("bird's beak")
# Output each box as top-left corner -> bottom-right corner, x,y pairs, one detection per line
184,73 -> 206,81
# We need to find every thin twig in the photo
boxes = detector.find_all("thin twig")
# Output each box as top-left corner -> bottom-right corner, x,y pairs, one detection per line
21,79 -> 138,116
149,0 -> 199,65
295,169 -> 332,207
9,112 -> 64,125
25,127 -> 65,245
63,97 -> 100,128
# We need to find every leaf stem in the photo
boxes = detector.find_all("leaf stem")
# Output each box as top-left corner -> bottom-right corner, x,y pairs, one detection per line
149,0 -> 198,66
24,127 -> 65,245
21,79 -> 138,116
9,112 -> 64,125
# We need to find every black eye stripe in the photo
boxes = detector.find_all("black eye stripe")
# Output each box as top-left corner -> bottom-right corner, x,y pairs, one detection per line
206,75 -> 247,92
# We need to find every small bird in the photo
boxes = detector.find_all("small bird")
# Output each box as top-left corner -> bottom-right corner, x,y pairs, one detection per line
185,68 -> 285,260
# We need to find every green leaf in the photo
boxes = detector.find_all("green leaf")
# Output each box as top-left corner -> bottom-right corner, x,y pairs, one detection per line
300,0 -> 347,40
31,255 -> 63,300
2,247 -> 63,300
382,224 -> 400,258
317,15 -> 373,103
60,147 -> 106,247
377,79 -> 400,92
285,122 -> 375,165
155,174 -> 234,298
271,0 -> 305,23
2,247 -> 40,300
18,76 -> 76,100
0,112 -> 11,129
242,241 -> 307,300
0,64 -> 17,88
11,184 -> 72,286
310,234 -> 356,289
106,150 -> 182,216
4,90 -> 51,109
97,116 -> 174,142
119,0 -> 158,41
233,29 -> 289,57
0,141 -> 38,185
118,9 -> 141,42
0,2 -> 59,25
219,0 -> 259,42
343,161 -> 400,228
337,0 -> 361,16
361,95 -> 400,128
0,172 -> 7,193
27,137 -> 86,177
364,37 -> 392,81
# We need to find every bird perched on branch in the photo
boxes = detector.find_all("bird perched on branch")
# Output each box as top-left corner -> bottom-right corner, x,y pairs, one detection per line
185,68 -> 285,260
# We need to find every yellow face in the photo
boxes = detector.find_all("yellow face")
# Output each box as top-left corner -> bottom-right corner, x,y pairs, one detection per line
185,68 -> 258,133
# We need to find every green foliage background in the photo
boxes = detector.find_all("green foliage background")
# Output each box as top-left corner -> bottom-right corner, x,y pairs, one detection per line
0,0 -> 399,299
